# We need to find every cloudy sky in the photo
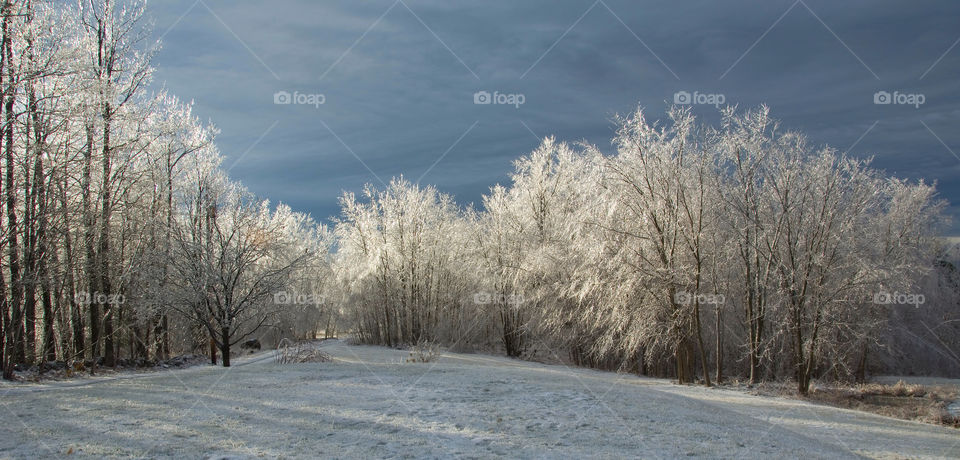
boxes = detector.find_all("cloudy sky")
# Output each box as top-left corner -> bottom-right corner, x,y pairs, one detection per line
146,0 -> 960,234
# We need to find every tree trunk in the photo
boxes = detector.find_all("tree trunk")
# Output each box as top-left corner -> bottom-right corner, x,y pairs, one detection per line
34,151 -> 54,362
220,326 -> 230,367
4,3 -> 24,364
794,315 -> 809,395
23,144 -> 36,365
40,264 -> 55,361
0,265 -> 9,379
0,0 -> 7,380
744,247 -> 766,385
153,315 -> 164,361
637,346 -> 647,376
155,161 -> 175,361
62,177 -> 83,359
209,337 -> 217,365
0,0 -> 14,379
99,102 -> 114,368
132,324 -> 146,359
82,124 -> 98,359
0,289 -> 7,379
161,315 -> 169,359
855,345 -> 868,384
693,298 -> 711,387
675,336 -> 693,384
715,305 -> 723,383
502,302 -> 523,358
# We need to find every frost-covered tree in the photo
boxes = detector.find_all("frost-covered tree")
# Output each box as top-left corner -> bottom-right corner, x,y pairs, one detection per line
476,138 -> 593,357
334,177 -> 474,347
330,104 -> 948,391
598,107 -> 717,384
0,0 -> 332,377
166,175 -> 314,367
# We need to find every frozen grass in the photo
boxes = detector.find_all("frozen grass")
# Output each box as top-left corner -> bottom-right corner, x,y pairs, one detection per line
0,340 -> 957,459
727,378 -> 960,428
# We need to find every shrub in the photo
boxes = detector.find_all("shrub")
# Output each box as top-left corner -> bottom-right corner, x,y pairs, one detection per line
406,340 -> 442,363
275,339 -> 333,364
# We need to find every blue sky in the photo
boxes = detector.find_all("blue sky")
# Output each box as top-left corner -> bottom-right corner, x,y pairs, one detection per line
147,0 -> 960,234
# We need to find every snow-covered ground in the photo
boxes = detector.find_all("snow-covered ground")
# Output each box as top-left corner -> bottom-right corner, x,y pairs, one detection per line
0,340 -> 956,459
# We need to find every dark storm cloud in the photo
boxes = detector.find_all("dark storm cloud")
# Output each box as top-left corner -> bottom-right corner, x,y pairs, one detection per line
147,0 -> 960,233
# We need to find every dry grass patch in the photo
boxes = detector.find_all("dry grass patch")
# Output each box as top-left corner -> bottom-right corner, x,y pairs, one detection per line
735,379 -> 959,427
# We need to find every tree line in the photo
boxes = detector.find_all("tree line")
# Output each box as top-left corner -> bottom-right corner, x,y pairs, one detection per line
332,107 -> 951,394
0,0 -> 332,375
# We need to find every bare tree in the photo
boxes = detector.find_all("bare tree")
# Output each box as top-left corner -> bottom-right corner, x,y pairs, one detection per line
168,182 -> 309,366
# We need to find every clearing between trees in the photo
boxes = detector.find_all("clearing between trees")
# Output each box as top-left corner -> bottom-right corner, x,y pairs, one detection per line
0,340 -> 956,459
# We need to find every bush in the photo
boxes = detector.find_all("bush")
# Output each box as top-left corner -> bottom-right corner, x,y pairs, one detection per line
406,340 -> 442,363
275,339 -> 333,364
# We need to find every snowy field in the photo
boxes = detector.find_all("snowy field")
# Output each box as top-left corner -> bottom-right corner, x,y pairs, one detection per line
0,340 -> 957,459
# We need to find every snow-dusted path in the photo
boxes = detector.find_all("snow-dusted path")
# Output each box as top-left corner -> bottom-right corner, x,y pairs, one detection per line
0,340 -> 956,459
